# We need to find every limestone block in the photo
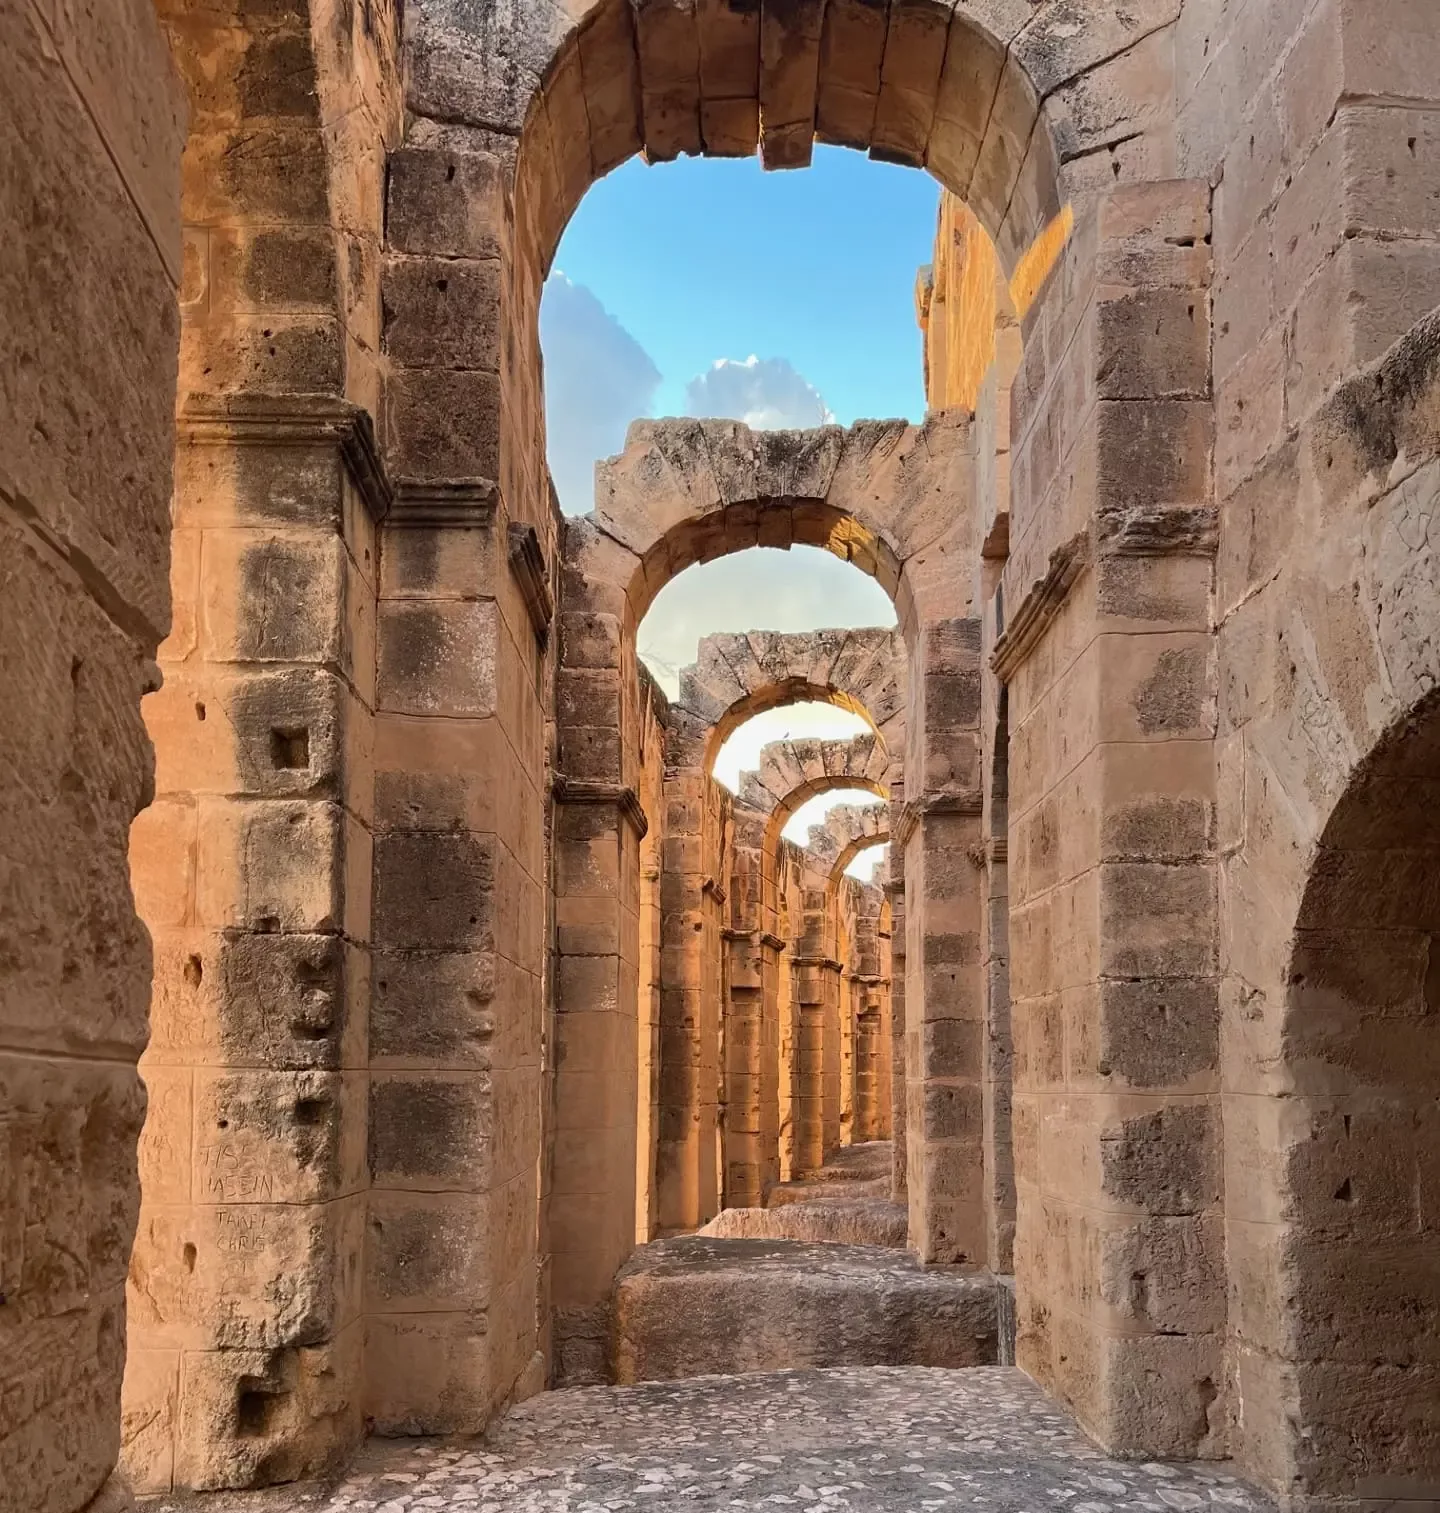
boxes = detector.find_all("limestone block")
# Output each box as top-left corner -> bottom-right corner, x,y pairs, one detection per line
870,0 -> 950,167
968,56 -> 1037,241
700,1198 -> 907,1247
181,127 -> 329,228
369,1072 -> 494,1190
1095,288 -> 1208,404
370,949 -> 497,1068
814,0 -> 885,148
147,931 -> 362,1072
2,3 -> 179,640
206,226 -> 338,318
634,0 -> 703,160
1098,1101 -> 1219,1217
386,365 -> 501,482
612,1238 -> 996,1381
759,0 -> 824,169
190,1069 -> 366,1206
1272,107 -> 1440,320
366,1191 -> 495,1313
378,598 -> 498,718
171,435 -> 353,534
383,255 -> 501,370
128,1197 -> 364,1353
170,1325 -> 363,1491
404,0 -> 563,133
1098,1331 -> 1224,1459
928,20 -> 1006,194
576,0 -> 644,175
194,798 -> 357,936
1289,237 -> 1440,426
386,145 -> 508,260
1041,21 -> 1176,174
148,666 -> 368,810
364,1311 -> 492,1435
198,530 -> 368,681
183,313 -> 344,397
373,829 -> 494,953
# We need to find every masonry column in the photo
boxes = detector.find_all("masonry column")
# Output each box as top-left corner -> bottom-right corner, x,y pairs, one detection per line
366,132 -> 550,1425
1001,183 -> 1222,1458
128,398 -> 381,1490
885,859 -> 907,1201
721,806 -> 768,1206
901,618 -> 987,1264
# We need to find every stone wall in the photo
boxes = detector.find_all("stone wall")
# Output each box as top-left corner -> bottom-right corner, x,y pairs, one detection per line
2,4 -> 183,1512
1173,0 -> 1440,1500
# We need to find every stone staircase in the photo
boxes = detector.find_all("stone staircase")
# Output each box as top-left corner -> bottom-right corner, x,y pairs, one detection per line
610,1141 -> 1000,1385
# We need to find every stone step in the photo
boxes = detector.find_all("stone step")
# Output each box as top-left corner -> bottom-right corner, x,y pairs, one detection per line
699,1197 -> 907,1248
611,1237 -> 997,1384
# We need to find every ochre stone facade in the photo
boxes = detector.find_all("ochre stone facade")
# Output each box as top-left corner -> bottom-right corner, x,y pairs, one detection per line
6,2 -> 1440,1511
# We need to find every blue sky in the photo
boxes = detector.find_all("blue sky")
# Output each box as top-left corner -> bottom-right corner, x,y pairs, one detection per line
541,146 -> 941,517
550,146 -> 938,427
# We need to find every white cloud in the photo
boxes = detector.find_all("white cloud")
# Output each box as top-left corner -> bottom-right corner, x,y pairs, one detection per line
541,273 -> 661,515
685,355 -> 835,430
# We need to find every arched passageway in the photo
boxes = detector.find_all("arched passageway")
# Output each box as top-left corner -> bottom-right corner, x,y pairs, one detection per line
2,0 -> 1290,1502
1259,697 -> 1440,1504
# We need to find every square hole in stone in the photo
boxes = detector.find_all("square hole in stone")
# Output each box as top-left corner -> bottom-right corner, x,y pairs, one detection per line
269,727 -> 310,770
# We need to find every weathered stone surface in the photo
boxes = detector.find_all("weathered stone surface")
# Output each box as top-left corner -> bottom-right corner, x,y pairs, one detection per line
612,1237 -> 997,1382
700,1197 -> 907,1247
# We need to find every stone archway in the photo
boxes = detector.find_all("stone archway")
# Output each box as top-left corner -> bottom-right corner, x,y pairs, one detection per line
548,411 -> 988,1371
730,735 -> 892,1186
1264,695 -> 1440,1506
385,0 -> 1216,1453
677,626 -> 905,767
657,631 -> 905,1216
803,801 -> 890,882
1219,314 -> 1440,1502
800,805 -> 893,1150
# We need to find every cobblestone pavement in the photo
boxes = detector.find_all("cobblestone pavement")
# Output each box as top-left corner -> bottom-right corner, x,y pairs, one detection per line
148,1367 -> 1274,1512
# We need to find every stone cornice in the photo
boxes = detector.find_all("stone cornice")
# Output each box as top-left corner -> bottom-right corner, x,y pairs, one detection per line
179,393 -> 392,522
790,954 -> 845,972
703,877 -> 728,905
552,776 -> 649,839
508,522 -> 554,647
892,789 -> 985,848
991,529 -> 1089,683
390,478 -> 498,527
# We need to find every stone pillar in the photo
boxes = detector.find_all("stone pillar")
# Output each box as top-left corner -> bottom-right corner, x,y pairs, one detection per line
654,758 -> 723,1234
1001,183 -> 1222,1458
549,788 -> 642,1380
902,619 -> 987,1264
982,610 -> 1015,1277
720,806 -> 770,1207
366,126 -> 551,1424
636,826 -> 661,1244
130,397 -> 381,1488
886,866 -> 908,1202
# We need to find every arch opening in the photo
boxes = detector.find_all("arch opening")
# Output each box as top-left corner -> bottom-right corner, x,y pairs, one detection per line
1270,694 -> 1440,1504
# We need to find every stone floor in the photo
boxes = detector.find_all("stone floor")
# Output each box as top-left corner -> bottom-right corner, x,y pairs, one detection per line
146,1367 -> 1275,1512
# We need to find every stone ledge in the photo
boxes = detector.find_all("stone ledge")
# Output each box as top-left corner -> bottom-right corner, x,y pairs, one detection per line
611,1236 -> 998,1384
